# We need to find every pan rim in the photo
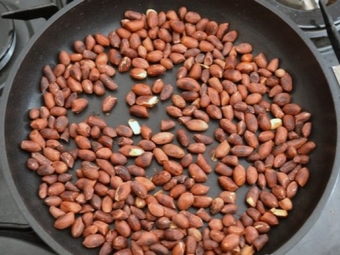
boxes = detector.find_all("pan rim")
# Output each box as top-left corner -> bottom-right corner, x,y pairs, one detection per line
0,2 -> 83,255
255,0 -> 340,253
0,0 -> 339,254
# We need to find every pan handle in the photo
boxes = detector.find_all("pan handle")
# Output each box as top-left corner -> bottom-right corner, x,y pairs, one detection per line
318,0 -> 340,64
318,1 -> 340,87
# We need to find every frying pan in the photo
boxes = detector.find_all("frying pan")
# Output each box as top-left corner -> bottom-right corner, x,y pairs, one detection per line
1,0 -> 340,254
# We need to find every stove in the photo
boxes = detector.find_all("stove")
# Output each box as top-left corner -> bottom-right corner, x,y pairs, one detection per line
0,0 -> 339,254
269,0 -> 340,67
0,0 -> 68,253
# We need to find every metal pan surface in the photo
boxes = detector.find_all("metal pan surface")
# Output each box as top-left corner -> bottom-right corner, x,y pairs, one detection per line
1,0 -> 339,254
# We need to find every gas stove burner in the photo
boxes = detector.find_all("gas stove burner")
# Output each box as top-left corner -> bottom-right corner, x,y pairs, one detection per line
276,0 -> 334,10
0,1 -> 16,71
271,0 -> 340,38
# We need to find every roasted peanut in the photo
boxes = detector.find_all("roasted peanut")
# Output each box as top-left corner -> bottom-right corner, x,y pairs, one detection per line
22,6 -> 316,255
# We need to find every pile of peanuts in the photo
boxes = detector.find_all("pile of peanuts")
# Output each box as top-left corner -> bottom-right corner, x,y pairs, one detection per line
20,6 -> 316,255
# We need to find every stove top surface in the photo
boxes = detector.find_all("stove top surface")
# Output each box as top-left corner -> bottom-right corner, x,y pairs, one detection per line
0,0 -> 53,227
0,2 -> 15,71
0,0 -> 62,253
0,0 -> 54,90
0,229 -> 55,254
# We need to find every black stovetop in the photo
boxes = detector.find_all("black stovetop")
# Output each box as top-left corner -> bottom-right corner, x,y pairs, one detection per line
0,0 -> 340,254
0,0 -> 65,253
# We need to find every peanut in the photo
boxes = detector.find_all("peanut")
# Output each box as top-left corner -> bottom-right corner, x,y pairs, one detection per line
21,6 -> 316,255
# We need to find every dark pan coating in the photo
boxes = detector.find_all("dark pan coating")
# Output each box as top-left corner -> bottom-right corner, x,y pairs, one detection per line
0,0 -> 339,254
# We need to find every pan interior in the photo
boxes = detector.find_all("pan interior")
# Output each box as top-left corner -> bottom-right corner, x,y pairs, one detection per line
1,0 -> 338,254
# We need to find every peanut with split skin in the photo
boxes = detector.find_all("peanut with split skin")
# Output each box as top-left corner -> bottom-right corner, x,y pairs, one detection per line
20,6 -> 316,255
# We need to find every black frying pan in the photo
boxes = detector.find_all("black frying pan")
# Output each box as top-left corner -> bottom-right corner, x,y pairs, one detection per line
1,0 -> 340,254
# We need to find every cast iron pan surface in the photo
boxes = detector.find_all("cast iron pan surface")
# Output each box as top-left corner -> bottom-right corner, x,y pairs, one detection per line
1,0 -> 339,254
